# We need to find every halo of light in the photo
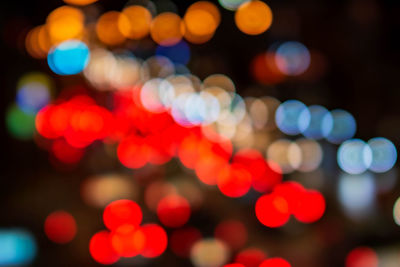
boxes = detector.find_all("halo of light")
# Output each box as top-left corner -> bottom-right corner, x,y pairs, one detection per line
275,100 -> 310,135
255,192 -> 290,228
214,220 -> 247,250
140,224 -> 168,258
150,12 -> 185,46
183,1 -> 220,44
170,227 -> 202,258
275,41 -> 311,76
367,137 -> 397,173
293,190 -> 326,223
140,78 -> 169,113
235,248 -> 267,267
110,224 -> 145,257
346,247 -> 378,267
267,139 -> 302,174
81,174 -> 136,208
259,258 -> 291,267
118,5 -> 152,40
322,109 -> 356,144
190,238 -> 230,267
299,105 -> 331,139
296,138 -> 323,172
96,11 -> 127,45
89,230 -> 120,265
47,40 -> 90,75
217,163 -> 252,198
338,173 -> 376,218
235,0 -> 273,35
156,194 -> 191,228
393,196 -> 400,226
6,105 -> 36,140
44,210 -> 77,244
17,82 -> 50,114
103,199 -> 143,231
46,6 -> 84,44
156,40 -> 191,65
0,229 -> 37,266
250,52 -> 285,85
203,74 -> 236,92
337,139 -> 372,174
219,0 -> 249,11
233,149 -> 282,193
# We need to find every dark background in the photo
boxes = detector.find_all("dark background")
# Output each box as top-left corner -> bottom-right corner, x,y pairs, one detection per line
1,0 -> 400,266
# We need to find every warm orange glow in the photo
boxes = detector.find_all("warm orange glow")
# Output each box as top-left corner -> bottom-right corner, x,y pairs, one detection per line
235,0 -> 273,35
46,6 -> 85,44
150,12 -> 185,46
183,1 -> 220,44
96,11 -> 127,46
110,225 -> 145,257
25,26 -> 46,59
64,0 -> 98,5
118,6 -> 152,40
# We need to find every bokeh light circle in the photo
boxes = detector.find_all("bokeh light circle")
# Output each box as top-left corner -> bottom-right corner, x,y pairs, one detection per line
275,41 -> 311,76
337,139 -> 372,174
235,0 -> 273,35
275,100 -> 310,135
367,137 -> 397,173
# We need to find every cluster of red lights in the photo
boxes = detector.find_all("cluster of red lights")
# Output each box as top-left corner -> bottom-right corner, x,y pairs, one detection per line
90,199 -> 167,264
256,181 -> 326,228
35,85 -> 327,265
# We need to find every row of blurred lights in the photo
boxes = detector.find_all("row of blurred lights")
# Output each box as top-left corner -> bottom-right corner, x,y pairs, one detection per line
25,0 -> 274,60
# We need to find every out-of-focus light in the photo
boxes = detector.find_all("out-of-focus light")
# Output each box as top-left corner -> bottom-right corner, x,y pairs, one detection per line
142,55 -> 175,79
296,138 -> 323,172
217,163 -> 252,198
235,0 -> 273,35
190,238 -> 230,267
214,220 -> 247,251
275,41 -> 311,76
259,258 -> 291,267
255,192 -> 290,228
267,139 -> 302,174
276,100 -> 310,135
235,248 -> 267,267
6,105 -> 36,140
273,182 -> 306,214
118,5 -> 152,40
64,0 -> 98,5
219,0 -> 249,11
251,53 -> 285,85
151,12 -> 185,46
140,224 -> 168,258
203,74 -> 236,92
337,139 -> 372,174
140,78 -> 170,113
299,105 -> 331,139
44,210 -> 77,244
393,196 -> 400,226
170,227 -> 202,258
367,137 -> 397,173
110,224 -> 145,257
47,40 -> 90,75
46,6 -> 84,44
156,194 -> 191,228
81,174 -> 136,208
103,199 -> 143,231
52,138 -> 84,164
184,1 -> 220,44
17,82 -> 50,114
338,173 -> 376,219
233,149 -> 282,193
156,40 -> 191,65
0,229 -> 36,266
89,230 -> 120,265
293,190 -> 325,223
322,109 -> 356,144
25,26 -> 49,59
346,247 -> 378,267
96,11 -> 127,46
145,181 -> 177,211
